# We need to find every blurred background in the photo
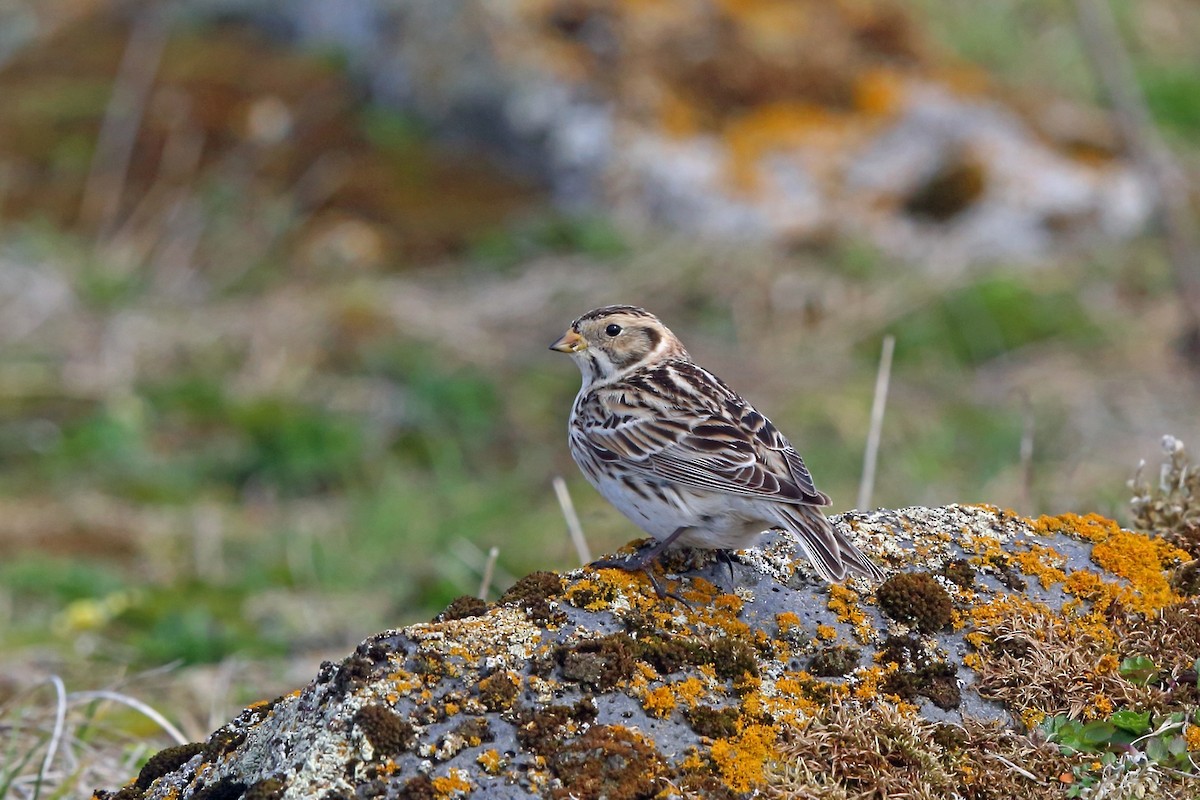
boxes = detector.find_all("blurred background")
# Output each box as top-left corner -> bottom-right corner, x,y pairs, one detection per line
1,0 -> 1199,790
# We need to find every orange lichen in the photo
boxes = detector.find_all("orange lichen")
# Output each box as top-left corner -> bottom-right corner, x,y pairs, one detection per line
1029,512 -> 1122,542
827,584 -> 873,642
430,768 -> 473,798
642,685 -> 678,718
710,723 -> 778,793
1090,529 -> 1188,614
815,624 -> 837,641
1019,708 -> 1048,729
713,593 -> 744,615
673,677 -> 709,708
1011,543 -> 1069,588
852,665 -> 888,702
775,612 -> 801,633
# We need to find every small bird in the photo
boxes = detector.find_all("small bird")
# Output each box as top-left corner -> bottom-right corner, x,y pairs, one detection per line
550,305 -> 884,590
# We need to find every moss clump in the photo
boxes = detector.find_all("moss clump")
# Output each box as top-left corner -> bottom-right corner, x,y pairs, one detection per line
202,728 -> 246,761
941,558 -> 975,589
627,633 -> 702,675
930,723 -> 967,751
191,779 -> 248,800
396,775 -> 435,800
709,636 -> 759,680
477,670 -> 520,711
876,572 -> 952,632
548,725 -> 666,800
452,716 -> 494,746
684,705 -> 740,739
434,595 -> 488,622
512,700 -> 598,756
878,635 -> 960,710
354,704 -> 417,756
882,663 -> 960,710
1170,557 -> 1200,595
135,742 -> 204,789
808,645 -> 861,678
243,776 -> 286,800
329,653 -> 378,698
557,633 -> 637,690
500,571 -> 566,625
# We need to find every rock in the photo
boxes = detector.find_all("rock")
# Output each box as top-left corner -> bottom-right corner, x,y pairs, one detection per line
97,505 -> 1200,799
178,0 -> 1151,266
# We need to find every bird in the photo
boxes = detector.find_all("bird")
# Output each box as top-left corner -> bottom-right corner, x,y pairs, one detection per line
550,304 -> 884,593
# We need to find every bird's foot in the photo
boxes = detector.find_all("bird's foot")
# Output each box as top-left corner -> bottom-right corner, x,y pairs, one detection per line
713,549 -> 738,590
589,534 -> 694,608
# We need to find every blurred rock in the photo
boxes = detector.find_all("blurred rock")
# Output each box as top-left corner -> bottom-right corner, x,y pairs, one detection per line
187,0 -> 1152,266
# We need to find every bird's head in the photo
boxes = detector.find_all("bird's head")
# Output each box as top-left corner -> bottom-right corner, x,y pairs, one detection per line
550,305 -> 685,385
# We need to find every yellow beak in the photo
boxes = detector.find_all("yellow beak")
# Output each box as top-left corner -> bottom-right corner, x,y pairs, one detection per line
549,329 -> 587,353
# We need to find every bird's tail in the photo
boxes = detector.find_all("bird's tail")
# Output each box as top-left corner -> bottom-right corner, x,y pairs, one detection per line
773,504 -> 885,583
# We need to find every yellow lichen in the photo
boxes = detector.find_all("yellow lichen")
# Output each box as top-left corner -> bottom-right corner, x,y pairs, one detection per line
827,584 -> 873,642
713,593 -> 744,615
431,768 -> 473,798
673,677 -> 708,708
1030,512 -> 1122,542
1086,693 -> 1114,719
642,685 -> 678,718
775,611 -> 801,632
1011,543 -> 1069,588
852,665 -> 887,702
815,624 -> 837,641
476,749 -> 504,775
711,723 -> 778,793
1090,529 -> 1188,614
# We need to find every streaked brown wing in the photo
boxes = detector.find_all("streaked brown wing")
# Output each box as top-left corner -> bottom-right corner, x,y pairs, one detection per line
575,375 -> 829,507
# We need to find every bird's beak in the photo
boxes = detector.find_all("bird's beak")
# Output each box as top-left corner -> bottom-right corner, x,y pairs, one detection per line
549,329 -> 587,353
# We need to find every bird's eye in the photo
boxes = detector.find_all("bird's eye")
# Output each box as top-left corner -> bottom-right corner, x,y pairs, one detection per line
605,323 -> 622,337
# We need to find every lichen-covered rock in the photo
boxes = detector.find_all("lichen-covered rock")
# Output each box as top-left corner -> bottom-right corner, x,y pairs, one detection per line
97,505 -> 1199,799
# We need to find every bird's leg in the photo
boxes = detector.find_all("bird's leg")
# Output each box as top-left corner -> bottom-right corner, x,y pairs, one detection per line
590,527 -> 692,607
590,526 -> 689,572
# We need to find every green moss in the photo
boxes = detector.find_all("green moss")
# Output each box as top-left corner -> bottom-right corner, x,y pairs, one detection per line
709,636 -> 760,681
203,728 -> 246,761
453,716 -> 494,745
941,558 -> 975,589
879,635 -> 960,710
396,775 -> 435,800
876,572 -> 953,633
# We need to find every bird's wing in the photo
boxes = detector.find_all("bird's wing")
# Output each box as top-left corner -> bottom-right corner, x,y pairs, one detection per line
573,362 -> 830,506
